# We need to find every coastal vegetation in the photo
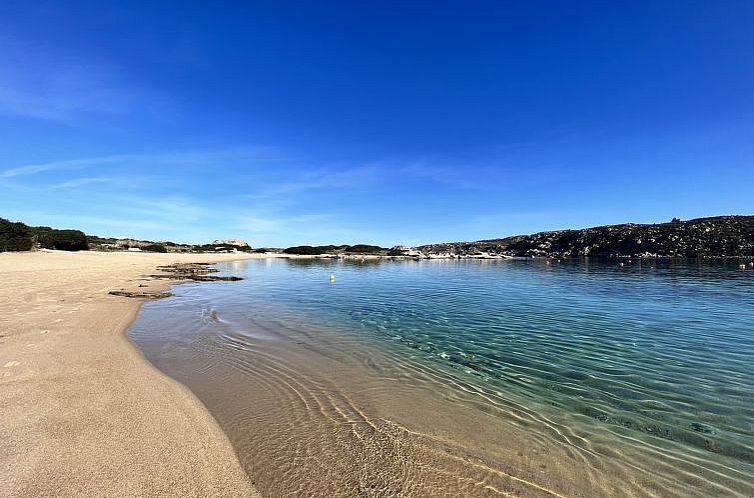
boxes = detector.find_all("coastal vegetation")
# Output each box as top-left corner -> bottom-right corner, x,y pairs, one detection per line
1,219 -> 254,254
32,228 -> 89,251
86,235 -> 254,254
1,218 -> 88,252
0,218 -> 32,251
194,242 -> 253,253
283,244 -> 388,255
4,215 -> 754,258
345,244 -> 384,253
142,244 -> 168,253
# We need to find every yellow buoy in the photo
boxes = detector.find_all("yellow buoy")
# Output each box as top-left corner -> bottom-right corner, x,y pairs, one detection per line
329,274 -> 335,283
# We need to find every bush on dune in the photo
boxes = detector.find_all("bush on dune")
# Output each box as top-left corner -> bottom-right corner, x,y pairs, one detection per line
345,244 -> 385,254
31,228 -> 89,251
0,218 -> 89,252
142,244 -> 168,253
0,218 -> 33,251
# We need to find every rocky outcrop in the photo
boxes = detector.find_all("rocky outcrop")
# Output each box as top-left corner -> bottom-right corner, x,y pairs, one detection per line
212,239 -> 249,247
108,262 -> 243,299
411,216 -> 754,258
150,263 -> 243,281
108,289 -> 173,299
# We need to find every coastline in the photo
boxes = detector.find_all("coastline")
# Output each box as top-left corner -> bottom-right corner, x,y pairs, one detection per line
129,257 -> 754,498
0,250 -> 265,497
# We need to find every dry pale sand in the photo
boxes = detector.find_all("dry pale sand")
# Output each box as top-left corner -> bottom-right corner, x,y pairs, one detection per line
0,250 -> 267,498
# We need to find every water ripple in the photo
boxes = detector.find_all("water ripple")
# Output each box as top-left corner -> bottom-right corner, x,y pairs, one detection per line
129,258 -> 754,497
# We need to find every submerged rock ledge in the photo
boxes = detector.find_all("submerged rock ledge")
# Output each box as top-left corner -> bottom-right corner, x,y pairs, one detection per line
109,262 -> 243,299
109,289 -> 173,299
151,262 -> 243,281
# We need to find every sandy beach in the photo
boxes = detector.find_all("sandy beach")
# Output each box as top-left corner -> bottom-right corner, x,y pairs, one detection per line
0,250 -> 264,498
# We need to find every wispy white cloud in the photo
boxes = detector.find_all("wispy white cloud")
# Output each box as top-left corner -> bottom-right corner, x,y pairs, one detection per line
246,165 -> 383,202
1,147 -> 282,179
400,158 -> 569,191
0,23 -> 177,123
400,159 -> 489,190
463,210 -> 598,239
227,210 -> 371,246
49,176 -> 113,189
119,197 -> 211,225
0,148 -> 422,245
0,50 -> 140,122
1,155 -> 133,178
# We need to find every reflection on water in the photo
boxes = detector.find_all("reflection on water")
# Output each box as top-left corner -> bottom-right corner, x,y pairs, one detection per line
128,258 -> 754,497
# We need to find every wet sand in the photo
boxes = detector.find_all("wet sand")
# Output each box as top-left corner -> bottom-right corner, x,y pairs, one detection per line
0,250 -> 263,498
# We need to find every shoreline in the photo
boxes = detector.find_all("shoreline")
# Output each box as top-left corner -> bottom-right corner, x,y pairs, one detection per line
131,256 -> 754,498
4,250 -> 751,497
0,250 -> 265,497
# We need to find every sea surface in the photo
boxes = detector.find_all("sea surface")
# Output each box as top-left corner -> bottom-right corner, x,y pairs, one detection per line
128,258 -> 754,497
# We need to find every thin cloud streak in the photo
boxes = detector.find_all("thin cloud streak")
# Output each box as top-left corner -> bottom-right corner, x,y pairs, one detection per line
50,176 -> 113,189
0,25 -> 164,123
1,155 -> 133,178
247,165 -> 382,200
1,147 -> 284,178
0,65 -> 137,121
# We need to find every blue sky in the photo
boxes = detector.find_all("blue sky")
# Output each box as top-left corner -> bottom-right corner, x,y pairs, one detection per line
1,1 -> 753,247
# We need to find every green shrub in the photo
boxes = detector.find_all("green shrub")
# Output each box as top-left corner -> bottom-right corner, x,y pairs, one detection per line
0,218 -> 32,251
283,245 -> 322,255
31,228 -> 89,251
345,244 -> 385,254
1,218 -> 88,252
142,244 -> 168,253
284,244 -> 387,255
283,245 -> 341,255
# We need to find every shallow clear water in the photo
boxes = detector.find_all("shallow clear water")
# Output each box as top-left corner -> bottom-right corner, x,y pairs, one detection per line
129,258 -> 754,497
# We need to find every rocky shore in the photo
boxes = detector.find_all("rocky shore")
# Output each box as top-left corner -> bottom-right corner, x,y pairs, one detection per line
107,263 -> 244,299
407,216 -> 754,259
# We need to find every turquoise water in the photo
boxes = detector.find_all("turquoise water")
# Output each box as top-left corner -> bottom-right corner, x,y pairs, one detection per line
129,258 -> 754,497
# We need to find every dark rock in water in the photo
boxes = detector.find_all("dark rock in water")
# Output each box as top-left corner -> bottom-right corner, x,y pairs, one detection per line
156,263 -> 219,274
108,290 -> 172,299
109,262 -> 241,300
150,262 -> 243,282
690,422 -> 716,434
148,273 -> 242,282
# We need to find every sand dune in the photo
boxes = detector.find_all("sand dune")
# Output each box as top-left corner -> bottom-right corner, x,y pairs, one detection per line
0,250 -> 263,497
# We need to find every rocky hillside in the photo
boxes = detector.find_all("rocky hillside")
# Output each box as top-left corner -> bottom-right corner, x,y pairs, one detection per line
87,235 -> 253,253
212,239 -> 249,247
412,216 -> 754,258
